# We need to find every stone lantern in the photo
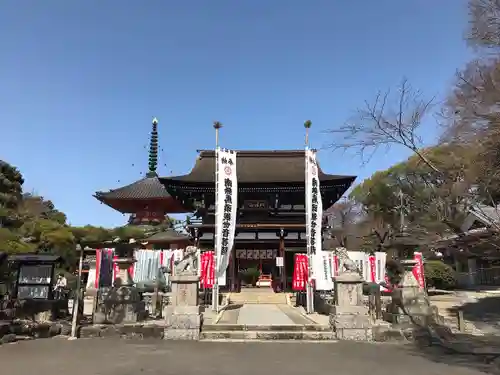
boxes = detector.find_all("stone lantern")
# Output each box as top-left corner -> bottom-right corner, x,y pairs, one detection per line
113,241 -> 136,287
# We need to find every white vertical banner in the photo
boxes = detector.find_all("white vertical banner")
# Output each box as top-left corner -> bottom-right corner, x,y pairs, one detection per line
215,148 -> 238,286
320,251 -> 334,290
306,149 -> 327,290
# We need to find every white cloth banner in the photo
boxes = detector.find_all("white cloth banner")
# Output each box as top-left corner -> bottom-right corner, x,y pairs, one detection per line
305,149 -> 327,290
215,148 -> 238,285
319,251 -> 335,290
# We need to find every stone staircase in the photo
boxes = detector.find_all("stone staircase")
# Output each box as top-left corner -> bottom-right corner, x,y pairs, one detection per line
228,288 -> 288,305
429,296 -> 481,334
201,324 -> 335,341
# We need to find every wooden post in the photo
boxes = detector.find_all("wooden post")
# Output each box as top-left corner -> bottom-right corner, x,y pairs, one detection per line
69,246 -> 84,340
457,310 -> 465,332
230,245 -> 236,292
279,234 -> 285,291
375,288 -> 382,319
152,275 -> 160,317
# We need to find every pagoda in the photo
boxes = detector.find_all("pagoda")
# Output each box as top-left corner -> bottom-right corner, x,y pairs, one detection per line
94,118 -> 187,226
160,150 -> 356,291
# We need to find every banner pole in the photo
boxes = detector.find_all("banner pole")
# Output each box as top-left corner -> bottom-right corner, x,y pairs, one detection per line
69,244 -> 84,340
212,121 -> 222,312
304,120 -> 314,314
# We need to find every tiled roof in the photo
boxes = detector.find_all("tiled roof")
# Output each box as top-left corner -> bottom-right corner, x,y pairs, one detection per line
8,254 -> 62,263
94,177 -> 173,200
145,229 -> 190,243
161,150 -> 356,184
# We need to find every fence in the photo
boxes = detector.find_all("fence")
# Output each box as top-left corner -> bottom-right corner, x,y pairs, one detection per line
456,266 -> 500,288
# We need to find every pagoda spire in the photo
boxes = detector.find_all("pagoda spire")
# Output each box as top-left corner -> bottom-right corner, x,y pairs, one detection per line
146,117 -> 159,177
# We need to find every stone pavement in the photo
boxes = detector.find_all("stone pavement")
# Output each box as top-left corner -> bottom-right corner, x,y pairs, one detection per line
218,304 -> 331,326
236,304 -> 294,325
0,337 -> 491,375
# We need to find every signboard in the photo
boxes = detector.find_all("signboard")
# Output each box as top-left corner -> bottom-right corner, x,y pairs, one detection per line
244,200 -> 268,210
276,256 -> 284,267
235,249 -> 278,259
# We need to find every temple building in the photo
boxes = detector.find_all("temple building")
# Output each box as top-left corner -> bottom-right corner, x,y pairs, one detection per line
94,118 -> 186,225
94,119 -> 355,291
160,150 -> 355,291
93,118 -> 190,248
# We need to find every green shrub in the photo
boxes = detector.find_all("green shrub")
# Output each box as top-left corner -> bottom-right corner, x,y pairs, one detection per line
424,260 -> 456,290
239,267 -> 260,286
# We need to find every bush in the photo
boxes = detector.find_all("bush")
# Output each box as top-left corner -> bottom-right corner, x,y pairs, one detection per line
239,267 -> 260,286
424,260 -> 456,290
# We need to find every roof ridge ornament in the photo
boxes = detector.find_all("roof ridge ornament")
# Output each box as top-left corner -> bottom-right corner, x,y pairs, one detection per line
146,117 -> 159,178
304,120 -> 312,149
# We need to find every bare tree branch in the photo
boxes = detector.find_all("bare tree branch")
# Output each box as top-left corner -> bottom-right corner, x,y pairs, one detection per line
325,78 -> 438,172
467,0 -> 500,50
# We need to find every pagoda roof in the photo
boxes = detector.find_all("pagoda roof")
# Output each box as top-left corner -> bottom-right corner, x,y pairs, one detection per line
161,150 -> 356,185
94,176 -> 186,214
95,177 -> 170,200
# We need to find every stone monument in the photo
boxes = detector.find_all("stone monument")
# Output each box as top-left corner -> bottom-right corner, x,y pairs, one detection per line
329,271 -> 372,341
164,247 -> 201,340
94,245 -> 146,324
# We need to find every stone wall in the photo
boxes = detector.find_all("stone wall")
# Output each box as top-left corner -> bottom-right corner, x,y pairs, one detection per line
0,298 -> 68,322
0,320 -> 71,345
78,323 -> 164,339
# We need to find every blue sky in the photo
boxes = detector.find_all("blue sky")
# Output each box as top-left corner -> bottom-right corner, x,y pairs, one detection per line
0,1 -> 472,227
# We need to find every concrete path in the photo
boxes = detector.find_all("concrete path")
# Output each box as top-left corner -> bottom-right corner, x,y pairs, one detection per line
0,338 -> 491,375
236,304 -> 295,325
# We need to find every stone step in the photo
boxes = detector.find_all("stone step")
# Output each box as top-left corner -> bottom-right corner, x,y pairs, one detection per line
200,330 -> 336,341
203,324 -> 331,332
229,293 -> 287,305
229,301 -> 286,305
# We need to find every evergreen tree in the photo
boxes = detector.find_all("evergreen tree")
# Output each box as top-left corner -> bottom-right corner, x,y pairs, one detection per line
0,160 -> 24,228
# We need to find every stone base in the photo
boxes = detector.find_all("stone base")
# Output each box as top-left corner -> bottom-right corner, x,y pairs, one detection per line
79,323 -> 164,339
330,304 -> 373,341
163,272 -> 201,341
164,305 -> 201,341
164,328 -> 200,340
95,286 -> 146,324
335,328 -> 373,341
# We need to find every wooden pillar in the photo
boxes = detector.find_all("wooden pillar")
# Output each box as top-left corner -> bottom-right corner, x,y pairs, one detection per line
230,246 -> 236,292
279,229 -> 285,291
